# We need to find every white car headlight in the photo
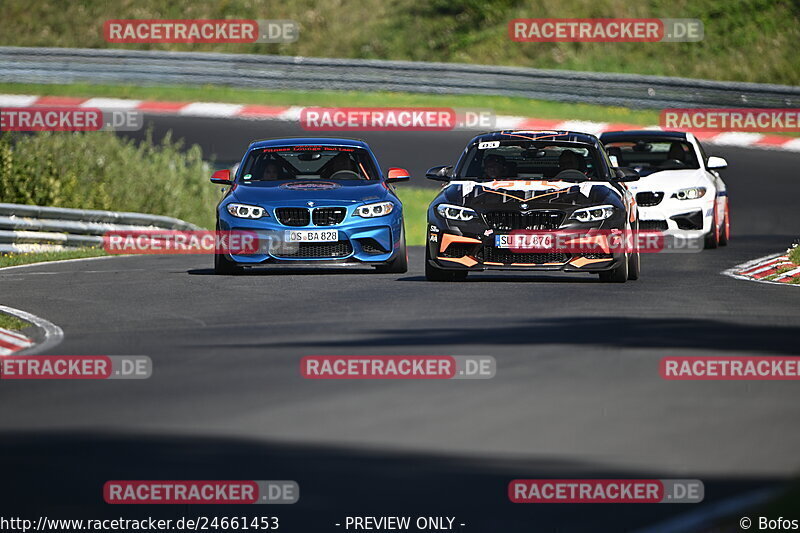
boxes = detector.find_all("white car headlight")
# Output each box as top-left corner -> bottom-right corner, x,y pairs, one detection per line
569,205 -> 616,223
226,203 -> 267,219
355,201 -> 394,218
436,203 -> 478,222
672,187 -> 707,200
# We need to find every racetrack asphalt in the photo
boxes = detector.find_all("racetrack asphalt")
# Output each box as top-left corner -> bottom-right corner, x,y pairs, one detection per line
0,115 -> 798,531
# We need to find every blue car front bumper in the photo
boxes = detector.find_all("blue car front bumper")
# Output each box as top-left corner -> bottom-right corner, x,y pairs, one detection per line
218,203 -> 403,265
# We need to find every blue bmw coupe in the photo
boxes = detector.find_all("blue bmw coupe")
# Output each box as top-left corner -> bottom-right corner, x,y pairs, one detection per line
211,138 -> 409,274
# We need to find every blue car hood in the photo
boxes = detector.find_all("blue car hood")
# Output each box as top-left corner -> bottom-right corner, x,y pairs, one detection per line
231,180 -> 388,206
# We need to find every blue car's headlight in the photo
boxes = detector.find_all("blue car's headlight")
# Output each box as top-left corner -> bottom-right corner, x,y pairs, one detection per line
354,201 -> 394,218
436,203 -> 478,222
226,203 -> 267,219
569,205 -> 615,223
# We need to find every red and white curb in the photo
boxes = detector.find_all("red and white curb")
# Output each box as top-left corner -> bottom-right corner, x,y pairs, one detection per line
2,94 -> 800,152
0,327 -> 33,355
722,252 -> 800,287
0,305 -> 64,356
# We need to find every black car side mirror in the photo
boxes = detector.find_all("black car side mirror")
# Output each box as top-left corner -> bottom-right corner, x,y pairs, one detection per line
426,165 -> 453,181
613,167 -> 640,182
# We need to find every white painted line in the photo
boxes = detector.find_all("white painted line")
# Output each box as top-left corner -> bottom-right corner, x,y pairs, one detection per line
722,253 -> 800,288
780,138 -> 800,152
0,327 -> 33,342
0,305 -> 63,355
555,120 -> 609,136
631,487 -> 780,533
0,254 -> 137,273
81,97 -> 142,109
0,330 -> 33,348
774,266 -> 800,280
0,94 -> 39,106
741,261 -> 787,276
279,106 -> 306,121
178,102 -> 244,117
709,132 -> 763,146
494,115 -> 528,130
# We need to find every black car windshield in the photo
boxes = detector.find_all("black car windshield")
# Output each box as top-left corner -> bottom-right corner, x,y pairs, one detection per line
239,145 -> 379,182
604,139 -> 700,175
457,140 -> 604,181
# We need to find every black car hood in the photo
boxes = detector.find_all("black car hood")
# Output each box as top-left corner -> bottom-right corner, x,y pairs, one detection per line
441,179 -> 623,211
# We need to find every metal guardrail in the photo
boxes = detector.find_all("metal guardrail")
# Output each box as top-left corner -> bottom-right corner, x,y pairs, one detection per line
0,203 -> 199,254
1,46 -> 799,109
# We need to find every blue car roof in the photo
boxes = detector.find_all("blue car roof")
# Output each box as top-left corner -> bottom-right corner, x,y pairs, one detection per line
248,137 -> 370,150
599,130 -> 688,142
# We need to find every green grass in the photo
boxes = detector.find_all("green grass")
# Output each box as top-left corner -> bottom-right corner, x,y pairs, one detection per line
0,82 -> 661,126
0,313 -> 31,331
397,187 -> 438,245
789,246 -> 800,265
1,0 -> 798,85
0,248 -> 108,268
0,130 -> 218,229
0,128 -> 436,245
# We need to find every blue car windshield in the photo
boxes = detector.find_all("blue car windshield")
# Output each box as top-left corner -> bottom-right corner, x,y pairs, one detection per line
239,145 -> 379,181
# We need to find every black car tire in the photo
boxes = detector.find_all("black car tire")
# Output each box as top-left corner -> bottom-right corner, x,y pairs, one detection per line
599,254 -> 629,283
375,227 -> 408,273
425,247 -> 468,282
214,222 -> 243,275
627,251 -> 640,280
214,252 -> 243,275
704,206 -> 720,249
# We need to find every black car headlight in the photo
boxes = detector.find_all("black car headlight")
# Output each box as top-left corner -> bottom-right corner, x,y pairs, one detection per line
354,201 -> 394,218
569,205 -> 615,223
226,203 -> 267,219
436,203 -> 478,222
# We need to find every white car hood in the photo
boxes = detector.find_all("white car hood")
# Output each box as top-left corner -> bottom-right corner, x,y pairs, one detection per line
627,168 -> 708,195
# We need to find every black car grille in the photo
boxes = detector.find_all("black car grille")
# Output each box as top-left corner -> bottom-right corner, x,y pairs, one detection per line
275,208 -> 311,226
636,192 -> 664,207
482,247 -> 569,264
484,210 -> 564,231
312,207 -> 346,226
358,238 -> 386,255
441,243 -> 478,258
275,207 -> 347,226
639,220 -> 669,230
274,241 -> 353,258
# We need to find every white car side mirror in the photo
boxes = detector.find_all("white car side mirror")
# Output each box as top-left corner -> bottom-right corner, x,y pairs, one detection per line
707,156 -> 728,170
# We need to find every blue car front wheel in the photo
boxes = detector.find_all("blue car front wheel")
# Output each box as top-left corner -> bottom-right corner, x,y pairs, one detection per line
374,225 -> 408,273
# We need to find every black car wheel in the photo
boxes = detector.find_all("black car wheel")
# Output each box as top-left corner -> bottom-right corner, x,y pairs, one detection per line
214,223 -> 243,275
375,226 -> 408,274
599,254 -> 629,283
627,251 -> 640,280
425,247 -> 468,282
